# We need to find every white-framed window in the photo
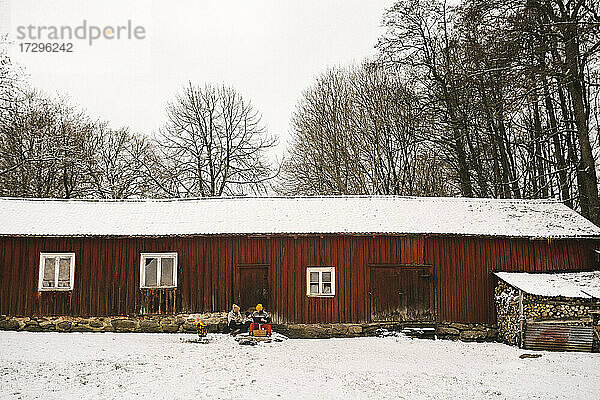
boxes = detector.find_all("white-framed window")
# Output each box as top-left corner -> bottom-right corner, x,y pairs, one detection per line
140,252 -> 178,289
306,266 -> 335,297
38,253 -> 75,291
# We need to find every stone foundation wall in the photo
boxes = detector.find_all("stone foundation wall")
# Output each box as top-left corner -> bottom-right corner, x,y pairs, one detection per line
0,314 -> 499,341
495,280 -> 600,347
436,322 -> 498,342
0,313 -> 229,334
0,314 -> 378,338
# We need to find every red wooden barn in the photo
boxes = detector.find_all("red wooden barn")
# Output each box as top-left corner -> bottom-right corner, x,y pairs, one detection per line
1,196 -> 599,326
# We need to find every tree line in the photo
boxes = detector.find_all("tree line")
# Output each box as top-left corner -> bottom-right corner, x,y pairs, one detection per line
0,46 -> 277,198
283,0 -> 600,225
2,0 -> 600,224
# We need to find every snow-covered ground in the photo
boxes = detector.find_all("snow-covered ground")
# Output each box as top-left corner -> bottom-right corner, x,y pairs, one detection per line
0,332 -> 598,400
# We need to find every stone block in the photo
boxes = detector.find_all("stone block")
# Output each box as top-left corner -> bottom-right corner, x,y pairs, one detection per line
160,321 -> 180,333
348,325 -> 363,335
56,320 -> 72,331
14,318 -> 29,329
23,320 -> 41,332
89,319 -> 104,328
437,326 -> 460,336
332,324 -> 349,336
71,323 -> 94,332
302,325 -> 332,339
361,324 -> 380,336
39,320 -> 56,331
0,318 -> 20,331
139,319 -> 161,333
449,323 -> 469,330
460,330 -> 487,342
111,318 -> 138,332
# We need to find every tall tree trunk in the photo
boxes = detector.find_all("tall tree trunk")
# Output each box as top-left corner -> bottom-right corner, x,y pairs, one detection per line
441,83 -> 473,197
532,98 -> 549,197
543,77 -> 571,207
562,23 -> 600,224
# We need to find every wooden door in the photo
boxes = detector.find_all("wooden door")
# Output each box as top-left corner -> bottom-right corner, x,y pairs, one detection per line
369,266 -> 433,322
235,265 -> 270,312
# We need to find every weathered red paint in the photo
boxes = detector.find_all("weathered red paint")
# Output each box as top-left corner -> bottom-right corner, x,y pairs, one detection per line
0,235 -> 596,324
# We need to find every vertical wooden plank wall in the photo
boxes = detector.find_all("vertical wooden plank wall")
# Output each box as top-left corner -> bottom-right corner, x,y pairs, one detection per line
425,237 -> 595,323
0,235 -> 595,324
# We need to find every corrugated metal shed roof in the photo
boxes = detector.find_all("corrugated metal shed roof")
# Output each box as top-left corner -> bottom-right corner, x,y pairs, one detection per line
1,195 -> 599,238
494,271 -> 600,299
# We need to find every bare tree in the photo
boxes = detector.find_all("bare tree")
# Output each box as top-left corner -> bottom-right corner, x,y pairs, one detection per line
373,0 -> 600,226
279,64 -> 452,196
524,0 -> 600,223
0,36 -> 25,118
0,89 -> 157,199
85,125 -> 158,198
0,90 -> 96,198
378,0 -> 475,197
153,83 -> 277,197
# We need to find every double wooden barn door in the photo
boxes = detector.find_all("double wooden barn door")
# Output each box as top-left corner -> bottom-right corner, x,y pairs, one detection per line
368,265 -> 434,322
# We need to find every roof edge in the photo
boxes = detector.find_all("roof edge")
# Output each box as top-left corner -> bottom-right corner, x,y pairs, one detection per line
0,195 -> 566,205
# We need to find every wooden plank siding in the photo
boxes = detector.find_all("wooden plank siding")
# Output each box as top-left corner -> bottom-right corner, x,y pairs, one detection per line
425,237 -> 596,323
0,235 -> 596,324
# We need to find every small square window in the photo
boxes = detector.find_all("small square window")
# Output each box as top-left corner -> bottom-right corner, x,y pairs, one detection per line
140,253 -> 178,289
306,266 -> 335,297
39,253 -> 75,291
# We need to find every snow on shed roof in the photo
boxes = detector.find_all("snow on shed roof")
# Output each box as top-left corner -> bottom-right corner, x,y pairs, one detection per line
494,271 -> 600,299
0,196 -> 599,238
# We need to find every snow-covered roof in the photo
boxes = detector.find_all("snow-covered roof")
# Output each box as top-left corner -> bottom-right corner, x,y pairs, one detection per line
0,196 -> 599,238
494,271 -> 600,299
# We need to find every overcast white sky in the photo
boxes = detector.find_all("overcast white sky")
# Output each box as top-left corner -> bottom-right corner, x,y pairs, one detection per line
6,0 -> 391,153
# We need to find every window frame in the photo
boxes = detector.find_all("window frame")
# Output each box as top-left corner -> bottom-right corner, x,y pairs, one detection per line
306,266 -> 335,297
38,252 -> 76,291
139,252 -> 178,289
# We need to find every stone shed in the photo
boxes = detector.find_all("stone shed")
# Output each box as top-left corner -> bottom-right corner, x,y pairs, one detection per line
494,271 -> 600,352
